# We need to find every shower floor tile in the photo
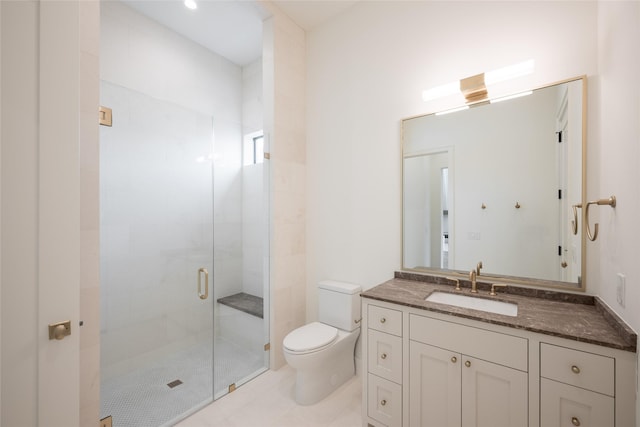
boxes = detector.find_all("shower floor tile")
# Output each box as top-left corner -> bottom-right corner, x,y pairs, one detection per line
101,337 -> 265,427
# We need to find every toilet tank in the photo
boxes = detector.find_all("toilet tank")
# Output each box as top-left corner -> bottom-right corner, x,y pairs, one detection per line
318,280 -> 362,332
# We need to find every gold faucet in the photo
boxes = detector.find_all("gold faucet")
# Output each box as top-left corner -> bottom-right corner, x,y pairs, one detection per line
476,261 -> 483,276
469,270 -> 478,293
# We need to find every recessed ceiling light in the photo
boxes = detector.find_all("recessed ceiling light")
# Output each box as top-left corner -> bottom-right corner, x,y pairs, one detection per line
184,0 -> 197,10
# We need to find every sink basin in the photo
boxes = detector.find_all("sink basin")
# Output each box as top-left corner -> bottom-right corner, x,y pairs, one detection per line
425,291 -> 518,317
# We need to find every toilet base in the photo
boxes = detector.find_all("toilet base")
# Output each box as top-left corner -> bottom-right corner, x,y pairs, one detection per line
294,351 -> 355,405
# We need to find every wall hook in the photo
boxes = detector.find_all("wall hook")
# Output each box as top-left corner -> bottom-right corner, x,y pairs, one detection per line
585,196 -> 616,241
481,203 -> 486,210
515,202 -> 521,209
571,203 -> 582,235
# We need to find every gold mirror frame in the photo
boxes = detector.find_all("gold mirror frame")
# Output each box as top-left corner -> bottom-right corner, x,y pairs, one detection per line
401,76 -> 587,291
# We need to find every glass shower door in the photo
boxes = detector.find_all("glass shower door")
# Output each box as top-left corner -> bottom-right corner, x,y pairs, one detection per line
100,81 -> 215,426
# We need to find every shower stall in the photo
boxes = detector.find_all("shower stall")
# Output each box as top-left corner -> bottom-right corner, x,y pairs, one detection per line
99,79 -> 269,425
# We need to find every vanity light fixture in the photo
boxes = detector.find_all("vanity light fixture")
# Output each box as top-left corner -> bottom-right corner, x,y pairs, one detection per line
435,105 -> 469,116
423,59 -> 535,104
422,81 -> 460,102
490,90 -> 533,104
184,0 -> 197,10
485,59 -> 535,86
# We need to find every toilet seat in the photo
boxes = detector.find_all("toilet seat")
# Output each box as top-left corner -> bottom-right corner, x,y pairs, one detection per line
283,322 -> 338,354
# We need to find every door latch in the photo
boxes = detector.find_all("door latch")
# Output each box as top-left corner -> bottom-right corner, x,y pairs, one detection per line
48,320 -> 71,340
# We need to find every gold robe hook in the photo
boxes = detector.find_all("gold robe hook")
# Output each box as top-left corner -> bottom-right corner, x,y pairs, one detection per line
585,196 -> 616,241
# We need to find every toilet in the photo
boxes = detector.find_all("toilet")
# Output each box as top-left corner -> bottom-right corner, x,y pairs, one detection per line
283,280 -> 362,405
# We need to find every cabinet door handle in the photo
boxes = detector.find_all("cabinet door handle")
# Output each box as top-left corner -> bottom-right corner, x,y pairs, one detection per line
571,365 -> 580,374
571,416 -> 581,426
380,317 -> 386,324
464,360 -> 471,368
380,353 -> 387,360
451,356 -> 457,363
380,399 -> 387,406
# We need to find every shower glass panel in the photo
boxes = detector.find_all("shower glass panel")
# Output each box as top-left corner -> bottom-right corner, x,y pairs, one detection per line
100,81 -> 215,425
100,81 -> 269,426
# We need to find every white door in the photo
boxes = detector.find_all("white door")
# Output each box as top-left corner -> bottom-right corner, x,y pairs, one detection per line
409,341 -> 461,427
461,356 -> 528,427
1,1 -> 85,425
38,1 -> 83,425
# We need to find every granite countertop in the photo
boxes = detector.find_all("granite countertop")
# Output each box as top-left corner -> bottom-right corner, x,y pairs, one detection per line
361,272 -> 637,352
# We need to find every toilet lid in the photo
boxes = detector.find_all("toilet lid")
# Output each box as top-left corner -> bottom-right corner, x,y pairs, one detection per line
283,322 -> 338,353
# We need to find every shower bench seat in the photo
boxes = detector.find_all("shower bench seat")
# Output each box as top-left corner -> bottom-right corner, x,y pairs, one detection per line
217,292 -> 263,319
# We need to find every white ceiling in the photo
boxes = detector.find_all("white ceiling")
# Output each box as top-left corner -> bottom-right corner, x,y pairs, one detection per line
273,1 -> 358,31
122,0 -> 358,67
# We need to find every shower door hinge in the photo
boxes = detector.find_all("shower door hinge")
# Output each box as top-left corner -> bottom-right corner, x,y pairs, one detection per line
99,415 -> 113,427
264,152 -> 270,160
264,343 -> 271,351
99,106 -> 112,127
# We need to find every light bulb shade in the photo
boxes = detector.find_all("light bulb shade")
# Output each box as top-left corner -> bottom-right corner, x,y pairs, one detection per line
490,90 -> 533,104
422,81 -> 460,102
485,59 -> 535,86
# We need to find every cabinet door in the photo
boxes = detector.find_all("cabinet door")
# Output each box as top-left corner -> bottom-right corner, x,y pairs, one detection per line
540,378 -> 614,427
462,356 -> 528,427
368,329 -> 403,384
368,374 -> 403,427
409,341 -> 461,427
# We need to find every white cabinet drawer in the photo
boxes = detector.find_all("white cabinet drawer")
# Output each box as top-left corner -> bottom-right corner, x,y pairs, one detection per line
368,305 -> 402,336
540,378 -> 614,427
409,314 -> 528,371
368,329 -> 402,384
367,374 -> 402,427
541,343 -> 614,396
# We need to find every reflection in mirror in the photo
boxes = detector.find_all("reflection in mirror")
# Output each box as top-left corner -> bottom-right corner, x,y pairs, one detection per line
402,77 -> 585,290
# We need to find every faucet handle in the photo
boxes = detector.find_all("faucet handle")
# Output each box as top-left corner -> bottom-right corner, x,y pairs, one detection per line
446,277 -> 461,291
476,261 -> 483,276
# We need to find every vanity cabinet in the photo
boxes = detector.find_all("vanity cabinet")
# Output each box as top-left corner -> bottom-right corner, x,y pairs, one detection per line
408,315 -> 528,427
361,296 -> 636,427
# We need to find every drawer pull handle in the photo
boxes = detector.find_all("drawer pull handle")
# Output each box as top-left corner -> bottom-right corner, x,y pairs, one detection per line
571,416 -> 581,426
451,356 -> 457,363
571,365 -> 581,374
380,317 -> 386,324
380,399 -> 387,406
465,360 -> 471,368
381,353 -> 387,360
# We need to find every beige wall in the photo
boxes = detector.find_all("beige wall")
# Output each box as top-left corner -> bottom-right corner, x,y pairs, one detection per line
1,2 -> 40,424
594,1 -> 640,420
262,2 -> 307,369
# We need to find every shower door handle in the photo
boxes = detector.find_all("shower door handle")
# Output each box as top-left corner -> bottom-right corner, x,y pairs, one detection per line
198,268 -> 209,300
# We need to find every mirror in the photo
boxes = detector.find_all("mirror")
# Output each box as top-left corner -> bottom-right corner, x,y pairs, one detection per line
402,77 -> 585,290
